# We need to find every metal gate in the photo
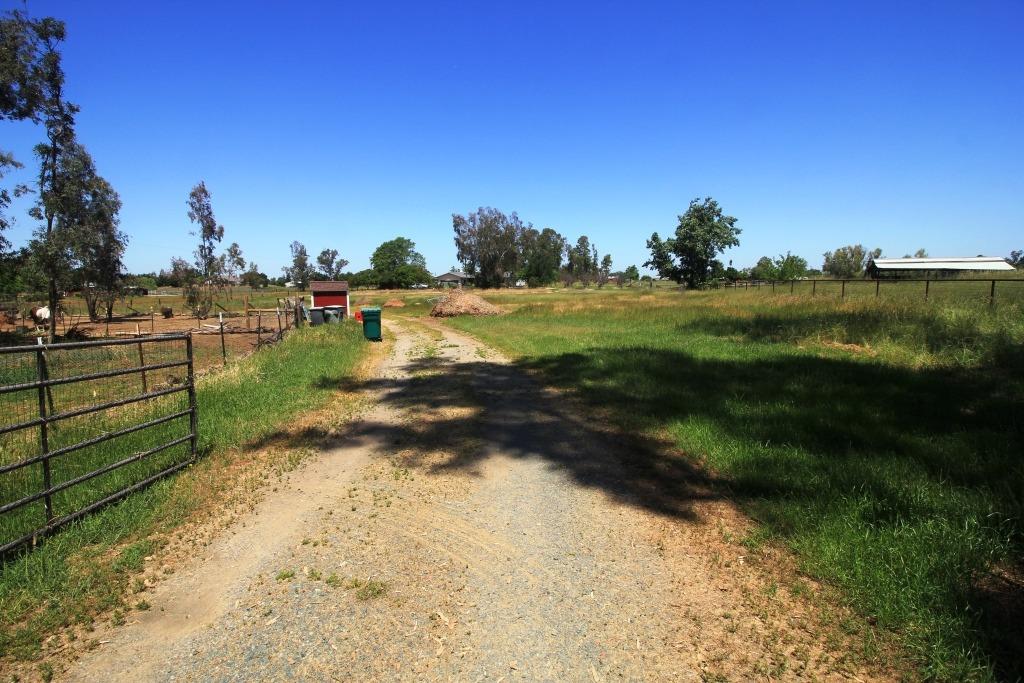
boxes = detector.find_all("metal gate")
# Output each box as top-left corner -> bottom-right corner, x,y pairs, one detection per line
0,334 -> 198,555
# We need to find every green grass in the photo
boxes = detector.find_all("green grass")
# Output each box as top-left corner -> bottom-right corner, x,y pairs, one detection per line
0,323 -> 368,660
444,288 -> 1024,681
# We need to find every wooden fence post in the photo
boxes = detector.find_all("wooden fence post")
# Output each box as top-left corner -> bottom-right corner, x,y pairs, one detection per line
990,280 -> 996,307
219,312 -> 226,366
875,280 -> 880,298
244,295 -> 250,330
790,280 -> 794,294
276,307 -> 282,335
812,280 -> 816,296
841,280 -> 846,300
256,310 -> 262,349
925,279 -> 930,302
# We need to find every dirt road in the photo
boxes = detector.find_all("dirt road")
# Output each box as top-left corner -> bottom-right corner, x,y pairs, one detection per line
65,320 -> 881,682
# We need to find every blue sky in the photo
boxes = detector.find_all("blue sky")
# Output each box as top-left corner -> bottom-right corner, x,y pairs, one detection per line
3,0 -> 1022,276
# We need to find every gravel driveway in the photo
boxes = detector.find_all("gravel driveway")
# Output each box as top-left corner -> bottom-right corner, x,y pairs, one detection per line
65,319 -> 885,682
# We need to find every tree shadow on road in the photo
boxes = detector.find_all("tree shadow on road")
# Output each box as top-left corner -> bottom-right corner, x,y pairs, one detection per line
248,338 -> 1024,679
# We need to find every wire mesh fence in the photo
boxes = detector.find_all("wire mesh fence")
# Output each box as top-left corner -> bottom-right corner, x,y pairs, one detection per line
0,334 -> 197,555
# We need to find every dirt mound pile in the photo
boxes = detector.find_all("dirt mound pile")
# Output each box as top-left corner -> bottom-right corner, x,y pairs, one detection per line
430,289 -> 501,317
383,299 -> 405,308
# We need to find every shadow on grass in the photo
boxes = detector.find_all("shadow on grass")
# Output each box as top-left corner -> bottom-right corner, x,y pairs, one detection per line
251,338 -> 1023,678
676,307 -> 1024,371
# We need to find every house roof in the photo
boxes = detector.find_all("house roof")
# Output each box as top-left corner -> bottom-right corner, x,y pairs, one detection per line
871,257 -> 1014,271
310,280 -> 350,292
435,271 -> 471,281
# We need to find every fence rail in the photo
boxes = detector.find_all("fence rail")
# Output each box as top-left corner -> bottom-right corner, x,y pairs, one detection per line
717,277 -> 1023,306
0,333 -> 197,556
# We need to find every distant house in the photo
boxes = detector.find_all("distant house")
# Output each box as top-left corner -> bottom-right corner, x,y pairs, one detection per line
310,281 -> 350,316
435,271 -> 472,287
867,257 -> 1014,279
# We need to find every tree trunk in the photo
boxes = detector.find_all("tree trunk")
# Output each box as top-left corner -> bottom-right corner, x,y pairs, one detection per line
47,278 -> 58,343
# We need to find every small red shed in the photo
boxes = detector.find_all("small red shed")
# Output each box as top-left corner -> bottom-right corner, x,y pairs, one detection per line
310,281 -> 350,316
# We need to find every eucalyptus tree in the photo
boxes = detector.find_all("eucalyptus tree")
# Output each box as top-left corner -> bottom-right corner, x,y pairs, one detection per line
184,181 -> 224,316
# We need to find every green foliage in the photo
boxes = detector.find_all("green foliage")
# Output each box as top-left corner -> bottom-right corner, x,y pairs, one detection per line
240,263 -> 268,288
645,198 -> 740,288
566,235 -> 599,284
823,244 -> 881,278
750,256 -> 776,280
286,241 -> 313,290
182,181 -> 225,316
519,226 -> 566,286
752,251 -> 809,281
316,248 -> 348,281
370,236 -> 429,288
774,251 -> 808,280
622,265 -> 640,284
186,181 -> 224,281
453,207 -> 525,288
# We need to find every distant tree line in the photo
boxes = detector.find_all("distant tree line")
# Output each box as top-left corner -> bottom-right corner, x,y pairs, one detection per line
451,207 -> 636,288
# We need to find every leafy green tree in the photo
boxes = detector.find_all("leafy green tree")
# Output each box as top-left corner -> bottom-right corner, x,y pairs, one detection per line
371,236 -> 430,289
566,235 -> 598,285
518,227 -> 565,286
453,207 -> 524,288
316,248 -> 348,280
20,12 -> 79,340
652,197 -> 741,289
1,11 -> 66,255
285,241 -> 313,290
774,252 -> 808,280
348,268 -> 380,288
822,245 -> 880,278
643,233 -> 681,283
1009,250 -> 1023,268
239,263 -> 269,288
622,264 -> 640,285
76,174 -> 125,321
183,181 -> 225,315
749,256 -> 777,281
220,241 -> 244,288
29,142 -> 126,336
598,254 -> 612,287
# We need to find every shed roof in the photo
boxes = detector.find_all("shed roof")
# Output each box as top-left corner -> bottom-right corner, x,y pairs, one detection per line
871,257 -> 1014,271
310,280 -> 350,292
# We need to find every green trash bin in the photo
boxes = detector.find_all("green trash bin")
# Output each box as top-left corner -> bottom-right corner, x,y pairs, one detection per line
361,307 -> 382,341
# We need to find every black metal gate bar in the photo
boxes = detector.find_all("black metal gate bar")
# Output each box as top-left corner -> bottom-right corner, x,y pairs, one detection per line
0,333 -> 198,558
0,359 -> 190,396
186,332 -> 198,461
0,333 -> 190,354
0,457 -> 195,557
0,384 -> 189,439
0,409 -> 192,475
0,434 -> 193,516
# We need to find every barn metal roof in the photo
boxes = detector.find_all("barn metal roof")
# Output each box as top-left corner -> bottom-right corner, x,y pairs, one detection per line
871,257 -> 1014,271
310,280 -> 349,291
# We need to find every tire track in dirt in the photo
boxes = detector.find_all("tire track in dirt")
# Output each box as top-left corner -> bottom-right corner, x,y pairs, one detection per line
63,317 -> 890,682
